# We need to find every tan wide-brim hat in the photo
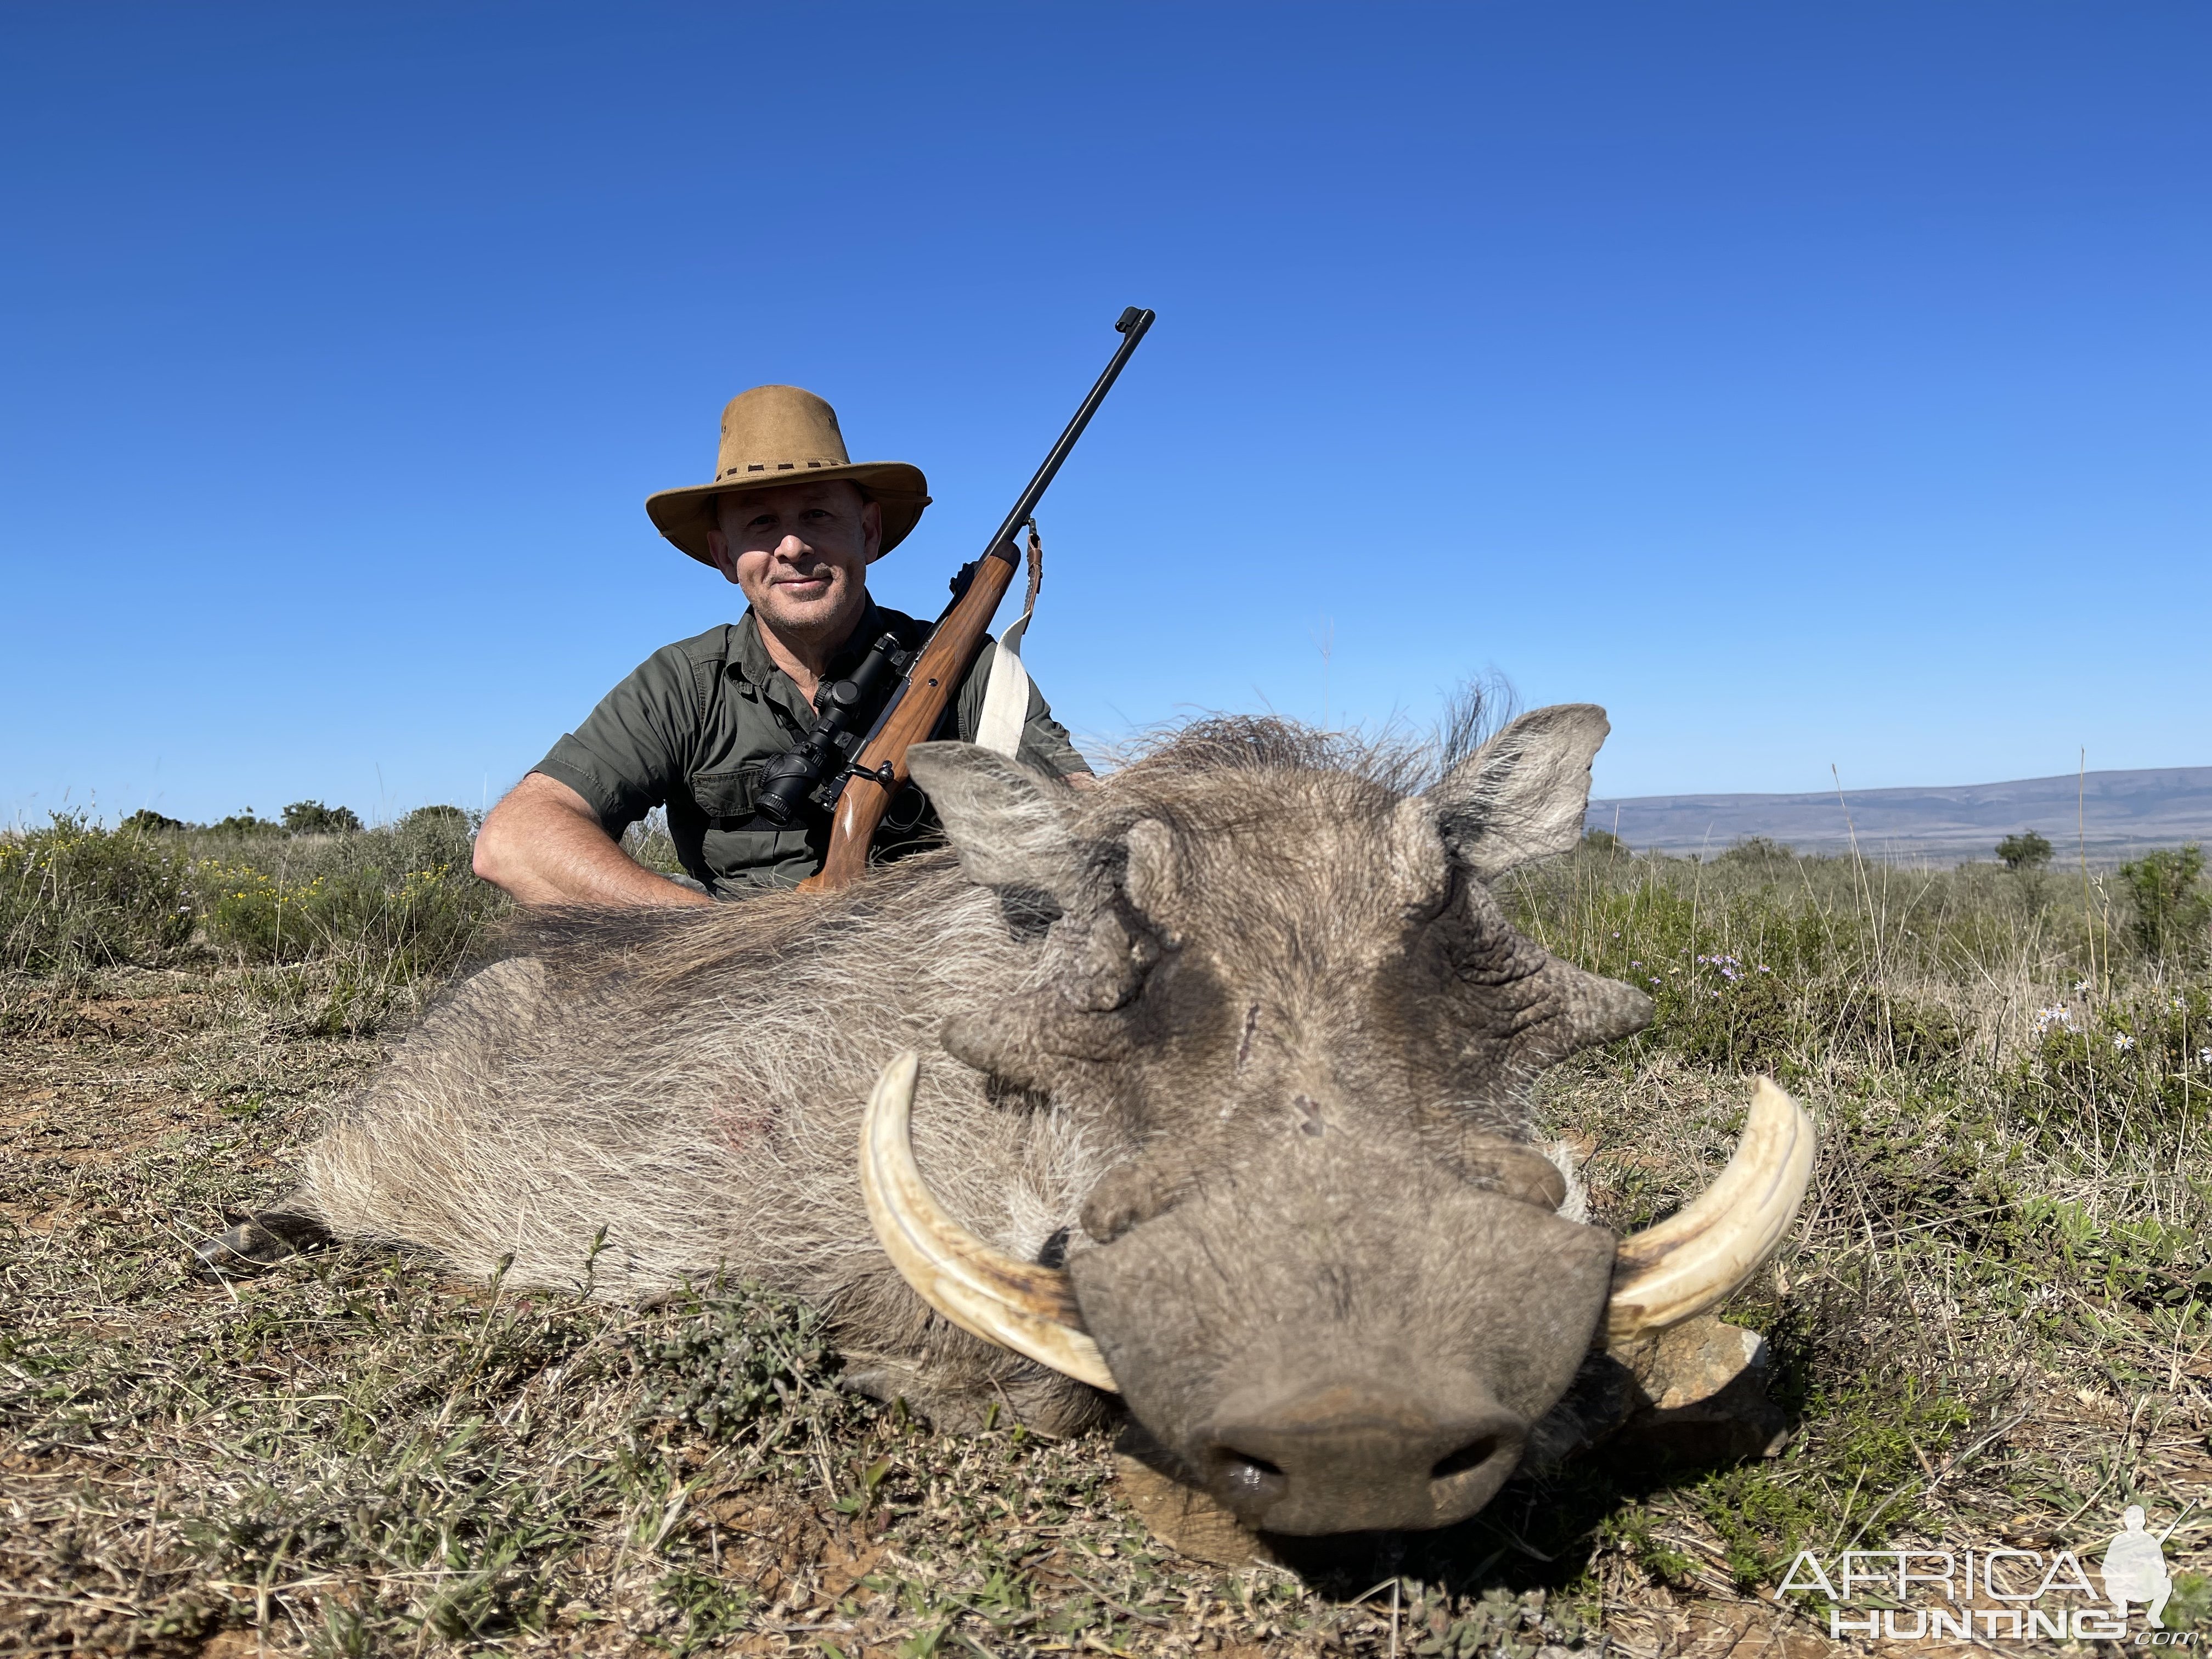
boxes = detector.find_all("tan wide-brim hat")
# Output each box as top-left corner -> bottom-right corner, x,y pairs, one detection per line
646,385 -> 930,566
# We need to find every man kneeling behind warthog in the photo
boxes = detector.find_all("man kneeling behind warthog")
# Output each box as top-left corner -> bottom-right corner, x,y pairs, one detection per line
209,705 -> 1812,1539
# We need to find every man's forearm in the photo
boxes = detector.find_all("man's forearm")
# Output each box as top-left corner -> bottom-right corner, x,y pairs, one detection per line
475,774 -> 711,908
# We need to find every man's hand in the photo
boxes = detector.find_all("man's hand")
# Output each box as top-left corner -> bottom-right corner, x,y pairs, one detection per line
473,774 -> 712,907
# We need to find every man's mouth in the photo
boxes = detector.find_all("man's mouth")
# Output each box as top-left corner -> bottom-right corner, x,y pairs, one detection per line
772,575 -> 832,596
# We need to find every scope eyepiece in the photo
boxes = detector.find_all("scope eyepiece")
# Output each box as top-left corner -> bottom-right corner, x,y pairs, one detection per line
753,752 -> 821,827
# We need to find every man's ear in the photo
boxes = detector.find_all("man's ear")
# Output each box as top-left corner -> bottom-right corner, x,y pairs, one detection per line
703,527 -> 741,585
1424,704 -> 1610,881
906,742 -> 1082,898
860,498 -> 883,561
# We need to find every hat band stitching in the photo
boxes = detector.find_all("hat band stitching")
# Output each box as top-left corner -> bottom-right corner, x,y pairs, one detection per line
722,458 -> 848,478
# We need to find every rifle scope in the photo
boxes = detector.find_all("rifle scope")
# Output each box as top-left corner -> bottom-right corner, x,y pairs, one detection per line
752,631 -> 911,826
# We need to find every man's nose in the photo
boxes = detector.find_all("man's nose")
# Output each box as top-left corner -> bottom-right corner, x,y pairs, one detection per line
774,533 -> 812,561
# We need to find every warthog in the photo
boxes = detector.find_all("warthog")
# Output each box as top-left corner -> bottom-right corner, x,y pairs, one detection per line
279,707 -> 1810,1537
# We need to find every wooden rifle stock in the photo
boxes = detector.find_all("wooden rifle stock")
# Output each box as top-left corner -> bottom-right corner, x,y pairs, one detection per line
799,549 -> 1019,893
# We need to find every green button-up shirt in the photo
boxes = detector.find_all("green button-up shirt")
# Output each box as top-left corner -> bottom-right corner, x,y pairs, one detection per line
532,602 -> 1090,895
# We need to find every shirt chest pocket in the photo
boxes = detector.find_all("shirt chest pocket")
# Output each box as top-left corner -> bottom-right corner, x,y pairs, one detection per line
688,768 -> 761,828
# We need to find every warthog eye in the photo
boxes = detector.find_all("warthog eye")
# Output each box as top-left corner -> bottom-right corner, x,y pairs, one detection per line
1410,861 -> 1466,925
996,885 -> 1063,940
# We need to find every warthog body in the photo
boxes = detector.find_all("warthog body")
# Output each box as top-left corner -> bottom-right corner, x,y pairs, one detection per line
298,711 -> 1666,1534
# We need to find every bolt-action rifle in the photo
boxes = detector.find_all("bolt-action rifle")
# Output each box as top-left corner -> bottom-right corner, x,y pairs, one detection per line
755,306 -> 1154,894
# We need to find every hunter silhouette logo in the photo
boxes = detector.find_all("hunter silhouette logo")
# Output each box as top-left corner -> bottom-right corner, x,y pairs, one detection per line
2104,1506 -> 2175,1629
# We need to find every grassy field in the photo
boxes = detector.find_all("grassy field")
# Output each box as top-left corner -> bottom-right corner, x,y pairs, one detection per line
4,811 -> 2211,1656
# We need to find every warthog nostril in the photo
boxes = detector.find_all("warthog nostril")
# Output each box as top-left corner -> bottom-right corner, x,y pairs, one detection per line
1430,1434 -> 1504,1482
1211,1447 -> 1287,1504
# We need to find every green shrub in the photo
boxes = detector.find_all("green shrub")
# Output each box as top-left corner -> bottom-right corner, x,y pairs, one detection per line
2010,983 -> 2212,1132
1996,830 -> 2053,871
207,810 -> 283,837
643,1284 -> 849,1447
119,809 -> 188,834
392,805 -> 477,876
1716,836 -> 1793,872
193,833 -> 505,1034
324,862 -> 494,978
281,800 -> 364,834
196,860 -> 319,963
2118,844 -> 2208,962
198,841 -> 500,978
0,814 -> 195,975
399,804 -> 470,835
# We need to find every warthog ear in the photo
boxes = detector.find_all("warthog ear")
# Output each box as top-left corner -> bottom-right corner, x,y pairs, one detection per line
906,742 -> 1083,899
1425,704 -> 1609,881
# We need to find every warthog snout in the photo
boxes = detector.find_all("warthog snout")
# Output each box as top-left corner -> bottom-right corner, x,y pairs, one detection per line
1200,1385 -> 1528,1534
1063,1133 -> 1620,1534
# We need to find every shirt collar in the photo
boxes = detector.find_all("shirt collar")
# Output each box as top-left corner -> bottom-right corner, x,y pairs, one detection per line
731,599 -> 889,692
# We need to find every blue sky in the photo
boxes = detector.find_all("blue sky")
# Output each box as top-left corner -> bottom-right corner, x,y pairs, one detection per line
3,3 -> 2205,824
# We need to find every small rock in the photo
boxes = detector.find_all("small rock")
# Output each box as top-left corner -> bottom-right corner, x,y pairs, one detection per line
1615,1314 -> 1790,1462
1630,1316 -> 1766,1409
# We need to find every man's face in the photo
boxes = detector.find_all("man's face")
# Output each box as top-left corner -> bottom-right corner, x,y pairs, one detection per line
706,480 -> 881,641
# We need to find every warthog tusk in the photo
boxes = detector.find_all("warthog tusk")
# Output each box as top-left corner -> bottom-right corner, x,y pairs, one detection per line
1605,1077 -> 1815,1344
860,1051 -> 1119,1392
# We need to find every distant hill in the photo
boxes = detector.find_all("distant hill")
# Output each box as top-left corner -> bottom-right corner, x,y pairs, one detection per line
1588,766 -> 2212,861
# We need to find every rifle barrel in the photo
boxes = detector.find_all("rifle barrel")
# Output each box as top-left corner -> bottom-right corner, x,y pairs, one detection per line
980,306 -> 1154,561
